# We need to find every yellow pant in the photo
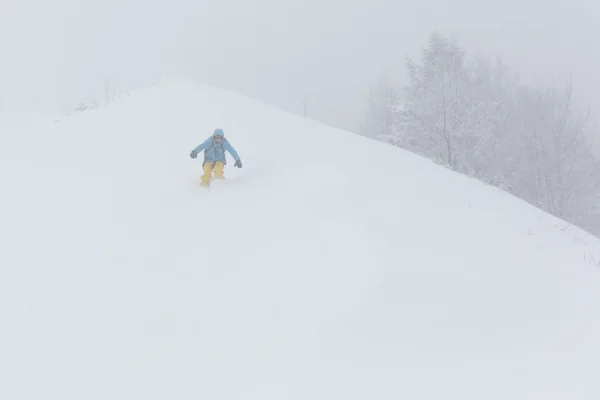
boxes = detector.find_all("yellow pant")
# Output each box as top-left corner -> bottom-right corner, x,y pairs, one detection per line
200,161 -> 225,186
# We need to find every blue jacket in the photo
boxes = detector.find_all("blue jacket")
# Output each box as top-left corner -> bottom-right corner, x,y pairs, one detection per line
192,129 -> 240,165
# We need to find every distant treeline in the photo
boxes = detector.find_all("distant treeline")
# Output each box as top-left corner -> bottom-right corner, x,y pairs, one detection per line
361,32 -> 600,236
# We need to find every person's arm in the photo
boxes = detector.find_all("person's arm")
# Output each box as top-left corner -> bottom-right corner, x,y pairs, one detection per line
190,139 -> 211,158
223,140 -> 241,164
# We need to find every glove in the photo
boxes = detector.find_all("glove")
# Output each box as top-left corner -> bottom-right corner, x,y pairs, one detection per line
190,151 -> 197,159
234,159 -> 242,168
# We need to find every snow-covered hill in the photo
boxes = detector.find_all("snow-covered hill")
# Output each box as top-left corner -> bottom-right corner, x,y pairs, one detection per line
1,78 -> 599,400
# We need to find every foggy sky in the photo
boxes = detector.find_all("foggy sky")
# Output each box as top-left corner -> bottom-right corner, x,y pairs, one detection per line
2,0 -> 599,132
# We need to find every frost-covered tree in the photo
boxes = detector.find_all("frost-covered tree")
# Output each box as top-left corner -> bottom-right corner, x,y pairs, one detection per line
463,56 -> 520,186
359,71 -> 399,140
396,32 -> 493,174
509,79 -> 600,226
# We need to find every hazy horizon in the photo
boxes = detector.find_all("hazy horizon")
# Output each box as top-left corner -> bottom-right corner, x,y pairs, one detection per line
2,0 -> 599,133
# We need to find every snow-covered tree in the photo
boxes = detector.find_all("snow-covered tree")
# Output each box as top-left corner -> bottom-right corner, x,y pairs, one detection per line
396,32 -> 493,174
359,70 -> 399,140
509,79 -> 600,226
462,56 -> 520,187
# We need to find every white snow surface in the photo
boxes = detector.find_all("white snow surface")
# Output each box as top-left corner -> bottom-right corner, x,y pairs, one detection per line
1,78 -> 600,399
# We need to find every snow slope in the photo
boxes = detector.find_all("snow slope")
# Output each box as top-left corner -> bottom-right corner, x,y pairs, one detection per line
1,78 -> 599,400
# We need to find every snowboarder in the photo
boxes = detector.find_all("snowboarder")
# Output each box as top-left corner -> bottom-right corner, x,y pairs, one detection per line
190,128 -> 242,186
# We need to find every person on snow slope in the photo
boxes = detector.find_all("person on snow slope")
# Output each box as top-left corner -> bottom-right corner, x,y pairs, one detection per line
190,128 -> 242,186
